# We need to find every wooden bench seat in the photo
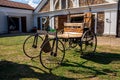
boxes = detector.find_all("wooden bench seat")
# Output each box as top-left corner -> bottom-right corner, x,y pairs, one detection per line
58,32 -> 83,38
57,22 -> 84,38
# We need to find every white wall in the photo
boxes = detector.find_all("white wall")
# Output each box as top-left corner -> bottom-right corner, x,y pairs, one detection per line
104,10 -> 117,35
0,11 -> 8,34
105,0 -> 118,3
0,7 -> 33,34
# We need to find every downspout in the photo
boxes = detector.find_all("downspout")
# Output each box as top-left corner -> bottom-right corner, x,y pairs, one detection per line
116,0 -> 120,37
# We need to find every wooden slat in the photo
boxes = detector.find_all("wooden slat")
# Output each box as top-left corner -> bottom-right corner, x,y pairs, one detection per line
58,33 -> 83,38
64,23 -> 84,33
70,14 -> 84,18
64,23 -> 84,27
64,28 -> 83,33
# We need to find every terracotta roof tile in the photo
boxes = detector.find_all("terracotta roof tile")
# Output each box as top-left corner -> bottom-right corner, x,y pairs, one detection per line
0,0 -> 34,10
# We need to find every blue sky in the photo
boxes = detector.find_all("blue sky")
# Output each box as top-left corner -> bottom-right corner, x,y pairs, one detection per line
10,0 -> 41,8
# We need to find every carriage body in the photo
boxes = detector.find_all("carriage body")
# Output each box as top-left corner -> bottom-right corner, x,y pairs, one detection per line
56,12 -> 97,54
58,12 -> 93,38
23,12 -> 97,70
38,12 -> 97,70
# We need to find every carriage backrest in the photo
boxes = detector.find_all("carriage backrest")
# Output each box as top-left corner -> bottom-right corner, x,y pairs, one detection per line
84,12 -> 92,28
63,12 -> 93,33
64,23 -> 84,33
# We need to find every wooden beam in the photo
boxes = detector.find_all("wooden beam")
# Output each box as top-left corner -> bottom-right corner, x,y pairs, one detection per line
50,0 -> 54,11
59,0 -> 62,10
66,0 -> 68,9
35,3 -> 117,17
54,0 -> 59,9
77,0 -> 80,7
70,14 -> 84,17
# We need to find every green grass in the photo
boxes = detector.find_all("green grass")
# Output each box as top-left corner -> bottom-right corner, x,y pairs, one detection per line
0,34 -> 120,80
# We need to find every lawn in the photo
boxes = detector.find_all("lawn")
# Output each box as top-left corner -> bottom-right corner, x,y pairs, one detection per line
0,34 -> 120,80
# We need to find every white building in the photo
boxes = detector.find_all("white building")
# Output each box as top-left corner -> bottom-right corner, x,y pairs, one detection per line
0,0 -> 120,37
34,0 -> 120,37
0,0 -> 34,34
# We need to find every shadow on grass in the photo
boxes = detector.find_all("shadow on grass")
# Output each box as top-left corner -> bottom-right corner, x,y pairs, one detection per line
0,60 -> 75,80
62,52 -> 119,79
80,52 -> 120,64
62,60 -> 117,79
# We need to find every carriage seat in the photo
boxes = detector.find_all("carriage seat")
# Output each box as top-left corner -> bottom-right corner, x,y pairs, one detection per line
58,23 -> 84,39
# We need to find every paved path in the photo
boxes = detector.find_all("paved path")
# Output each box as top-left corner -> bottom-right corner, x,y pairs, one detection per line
97,36 -> 120,46
0,33 -> 120,46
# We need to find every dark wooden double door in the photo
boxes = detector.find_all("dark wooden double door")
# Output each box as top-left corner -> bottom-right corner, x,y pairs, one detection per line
7,16 -> 27,33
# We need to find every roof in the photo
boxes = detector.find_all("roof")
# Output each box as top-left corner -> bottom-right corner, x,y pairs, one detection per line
0,0 -> 34,10
34,0 -> 47,13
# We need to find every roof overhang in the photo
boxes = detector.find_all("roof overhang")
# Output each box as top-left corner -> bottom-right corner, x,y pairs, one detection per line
35,3 -> 118,17
34,0 -> 48,13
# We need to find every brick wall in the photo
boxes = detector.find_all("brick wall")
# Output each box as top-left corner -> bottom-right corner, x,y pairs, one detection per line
39,0 -> 50,12
79,0 -> 107,6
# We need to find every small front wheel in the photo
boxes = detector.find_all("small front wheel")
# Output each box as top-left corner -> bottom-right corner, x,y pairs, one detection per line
40,39 -> 65,70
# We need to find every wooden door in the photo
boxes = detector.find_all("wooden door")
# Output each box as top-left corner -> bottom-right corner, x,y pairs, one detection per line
7,16 -> 19,33
21,17 -> 27,32
55,15 -> 67,31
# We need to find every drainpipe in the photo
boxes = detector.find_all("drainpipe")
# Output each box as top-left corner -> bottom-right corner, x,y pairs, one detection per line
116,0 -> 120,37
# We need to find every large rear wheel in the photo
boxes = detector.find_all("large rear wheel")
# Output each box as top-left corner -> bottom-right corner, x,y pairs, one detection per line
40,39 -> 65,70
23,34 -> 43,58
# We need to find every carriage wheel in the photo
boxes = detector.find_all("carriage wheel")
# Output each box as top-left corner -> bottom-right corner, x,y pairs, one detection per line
62,39 -> 77,51
23,34 -> 43,59
81,30 -> 97,56
40,39 -> 65,70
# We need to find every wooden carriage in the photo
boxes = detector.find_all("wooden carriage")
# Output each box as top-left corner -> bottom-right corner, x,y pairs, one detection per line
58,12 -> 93,39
